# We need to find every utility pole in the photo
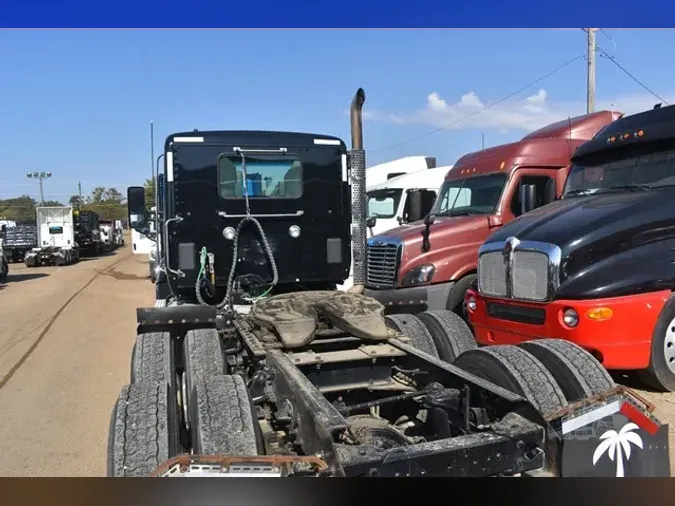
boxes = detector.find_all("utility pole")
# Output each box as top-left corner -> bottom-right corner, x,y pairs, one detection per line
481,133 -> 485,150
150,120 -> 155,203
78,181 -> 82,209
586,28 -> 597,114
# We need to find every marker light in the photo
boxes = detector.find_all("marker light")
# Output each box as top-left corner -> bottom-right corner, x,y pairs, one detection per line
586,307 -> 613,321
223,227 -> 236,240
466,296 -> 477,312
289,225 -> 301,238
562,308 -> 579,328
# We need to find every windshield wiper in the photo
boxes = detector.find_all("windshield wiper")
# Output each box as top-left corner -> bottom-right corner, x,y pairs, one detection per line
601,183 -> 652,192
442,210 -> 479,217
565,189 -> 594,196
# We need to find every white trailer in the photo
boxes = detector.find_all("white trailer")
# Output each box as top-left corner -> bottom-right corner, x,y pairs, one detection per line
24,206 -> 79,267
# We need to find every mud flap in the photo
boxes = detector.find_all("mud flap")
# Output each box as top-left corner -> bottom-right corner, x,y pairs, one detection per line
552,388 -> 670,477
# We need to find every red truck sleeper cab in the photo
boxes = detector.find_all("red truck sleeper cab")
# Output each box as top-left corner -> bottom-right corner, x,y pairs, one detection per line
363,110 -> 621,317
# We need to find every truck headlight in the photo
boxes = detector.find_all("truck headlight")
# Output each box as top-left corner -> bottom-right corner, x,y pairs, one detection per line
562,308 -> 579,328
400,264 -> 435,287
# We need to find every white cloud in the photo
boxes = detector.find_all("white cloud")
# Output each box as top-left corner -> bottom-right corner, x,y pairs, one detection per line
360,89 -> 674,135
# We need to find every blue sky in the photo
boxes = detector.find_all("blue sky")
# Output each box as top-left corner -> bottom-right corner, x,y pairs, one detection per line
0,29 -> 674,203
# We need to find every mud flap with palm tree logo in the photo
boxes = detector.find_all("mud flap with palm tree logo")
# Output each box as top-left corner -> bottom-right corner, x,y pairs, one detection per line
551,388 -> 670,477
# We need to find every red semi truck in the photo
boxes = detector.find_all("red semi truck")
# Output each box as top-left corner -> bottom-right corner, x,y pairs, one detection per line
363,110 -> 622,317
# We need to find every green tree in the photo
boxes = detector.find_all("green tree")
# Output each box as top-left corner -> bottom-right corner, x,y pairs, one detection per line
42,199 -> 64,207
69,195 -> 84,208
0,195 -> 38,222
83,186 -> 126,221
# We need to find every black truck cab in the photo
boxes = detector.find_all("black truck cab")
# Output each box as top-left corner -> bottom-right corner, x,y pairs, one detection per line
468,103 -> 675,392
129,131 -> 353,306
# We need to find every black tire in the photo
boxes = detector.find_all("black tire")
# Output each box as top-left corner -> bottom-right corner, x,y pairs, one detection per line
130,331 -> 175,391
0,259 -> 7,280
519,339 -> 615,402
416,309 -> 477,363
190,375 -> 261,455
385,313 -> 440,358
454,345 -> 568,417
641,297 -> 675,392
183,328 -> 227,398
107,382 -> 181,477
446,274 -> 477,318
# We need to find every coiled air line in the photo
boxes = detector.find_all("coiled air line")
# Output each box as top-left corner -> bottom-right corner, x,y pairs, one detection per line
195,148 -> 279,311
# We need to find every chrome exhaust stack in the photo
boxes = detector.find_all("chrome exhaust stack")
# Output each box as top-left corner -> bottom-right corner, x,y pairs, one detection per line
347,88 -> 367,295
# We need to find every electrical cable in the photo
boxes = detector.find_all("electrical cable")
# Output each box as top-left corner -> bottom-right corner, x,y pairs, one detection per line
194,151 -> 279,310
581,28 -> 668,105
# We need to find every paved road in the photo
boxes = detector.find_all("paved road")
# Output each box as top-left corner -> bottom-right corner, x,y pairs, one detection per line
0,243 -> 673,476
0,244 -> 153,476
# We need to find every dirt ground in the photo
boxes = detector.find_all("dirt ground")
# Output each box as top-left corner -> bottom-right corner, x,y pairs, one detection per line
0,242 -> 153,476
0,241 -> 673,476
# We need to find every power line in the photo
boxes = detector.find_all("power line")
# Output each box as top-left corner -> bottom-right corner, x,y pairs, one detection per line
581,28 -> 668,105
369,53 -> 586,154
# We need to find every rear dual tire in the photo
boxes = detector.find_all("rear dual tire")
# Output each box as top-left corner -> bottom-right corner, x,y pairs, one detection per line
385,309 -> 477,362
109,328 -> 259,476
454,340 -> 616,417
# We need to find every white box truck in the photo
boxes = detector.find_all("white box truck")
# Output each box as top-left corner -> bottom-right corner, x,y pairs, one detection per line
24,206 -> 79,267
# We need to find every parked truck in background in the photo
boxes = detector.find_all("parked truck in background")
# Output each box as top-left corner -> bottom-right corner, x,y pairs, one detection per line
363,110 -> 622,319
113,220 -> 125,247
98,220 -> 115,253
0,231 -> 7,280
74,209 -> 103,256
24,206 -> 79,267
1,222 -> 37,263
466,103 -> 675,393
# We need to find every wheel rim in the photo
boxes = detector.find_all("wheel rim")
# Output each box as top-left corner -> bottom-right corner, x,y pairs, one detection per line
664,316 -> 675,374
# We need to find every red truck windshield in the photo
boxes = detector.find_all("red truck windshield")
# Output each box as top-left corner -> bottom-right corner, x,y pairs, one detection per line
431,173 -> 507,217
564,146 -> 675,197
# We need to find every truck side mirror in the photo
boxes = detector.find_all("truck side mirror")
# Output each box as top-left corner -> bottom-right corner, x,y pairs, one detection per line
520,184 -> 537,214
406,189 -> 437,223
544,179 -> 557,204
127,186 -> 147,231
365,216 -> 377,235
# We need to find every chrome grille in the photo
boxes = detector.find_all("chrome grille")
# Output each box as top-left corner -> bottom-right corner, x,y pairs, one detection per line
366,242 -> 400,288
477,239 -> 559,302
478,251 -> 508,297
512,250 -> 549,301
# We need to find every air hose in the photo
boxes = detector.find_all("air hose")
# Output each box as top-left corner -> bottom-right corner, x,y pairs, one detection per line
195,149 -> 279,310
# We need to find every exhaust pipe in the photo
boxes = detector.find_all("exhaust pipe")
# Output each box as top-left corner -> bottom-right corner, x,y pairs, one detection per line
347,88 -> 367,295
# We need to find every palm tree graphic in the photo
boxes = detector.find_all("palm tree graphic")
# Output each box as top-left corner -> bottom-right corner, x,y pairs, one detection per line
592,422 -> 644,477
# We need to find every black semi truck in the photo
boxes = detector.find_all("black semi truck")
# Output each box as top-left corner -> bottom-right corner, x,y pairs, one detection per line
108,89 -> 670,478
468,102 -> 675,393
74,209 -> 103,257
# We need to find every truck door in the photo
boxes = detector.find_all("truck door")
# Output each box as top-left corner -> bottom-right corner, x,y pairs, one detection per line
502,169 -> 558,220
